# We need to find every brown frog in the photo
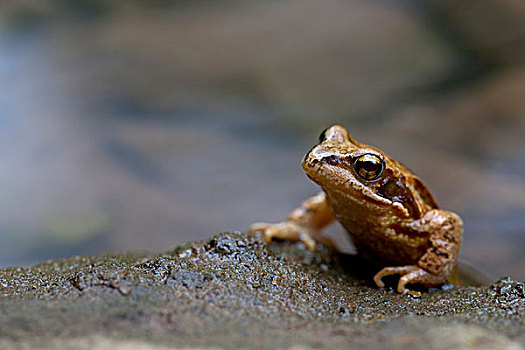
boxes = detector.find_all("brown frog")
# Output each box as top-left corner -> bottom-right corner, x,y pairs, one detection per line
249,125 -> 463,293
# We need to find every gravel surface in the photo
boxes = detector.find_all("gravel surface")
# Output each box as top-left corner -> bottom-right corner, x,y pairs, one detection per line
1,232 -> 523,349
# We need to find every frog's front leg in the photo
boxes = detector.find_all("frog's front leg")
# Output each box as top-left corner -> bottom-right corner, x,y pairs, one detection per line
373,209 -> 463,293
248,192 -> 335,251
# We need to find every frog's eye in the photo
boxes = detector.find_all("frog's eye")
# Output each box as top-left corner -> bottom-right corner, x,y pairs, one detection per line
318,127 -> 330,143
353,154 -> 384,181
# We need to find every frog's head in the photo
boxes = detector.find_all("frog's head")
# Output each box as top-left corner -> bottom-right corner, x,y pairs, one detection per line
302,125 -> 438,219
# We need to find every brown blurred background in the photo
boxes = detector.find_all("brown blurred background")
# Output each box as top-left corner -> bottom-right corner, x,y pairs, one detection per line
0,0 -> 523,280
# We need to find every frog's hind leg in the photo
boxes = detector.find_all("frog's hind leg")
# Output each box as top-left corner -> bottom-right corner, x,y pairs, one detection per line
248,192 -> 335,251
397,268 -> 445,292
373,209 -> 463,293
373,265 -> 441,293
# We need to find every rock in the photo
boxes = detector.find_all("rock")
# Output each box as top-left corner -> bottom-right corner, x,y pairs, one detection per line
0,231 -> 523,349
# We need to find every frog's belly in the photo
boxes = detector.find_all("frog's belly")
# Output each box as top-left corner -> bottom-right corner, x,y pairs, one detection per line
345,227 -> 429,266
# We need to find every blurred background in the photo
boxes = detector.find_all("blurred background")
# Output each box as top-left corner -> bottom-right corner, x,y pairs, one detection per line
0,0 -> 523,280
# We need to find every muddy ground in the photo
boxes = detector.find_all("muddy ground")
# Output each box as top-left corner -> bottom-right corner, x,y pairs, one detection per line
0,232 -> 523,349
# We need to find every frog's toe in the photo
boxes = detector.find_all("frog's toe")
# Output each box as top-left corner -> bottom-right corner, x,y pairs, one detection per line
248,221 -> 318,251
247,222 -> 272,235
265,222 -> 317,251
247,222 -> 283,244
373,275 -> 386,288
373,265 -> 420,291
397,269 -> 425,293
298,233 -> 317,252
397,268 -> 445,293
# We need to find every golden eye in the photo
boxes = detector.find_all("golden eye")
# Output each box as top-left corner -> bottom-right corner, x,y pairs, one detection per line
353,154 -> 384,180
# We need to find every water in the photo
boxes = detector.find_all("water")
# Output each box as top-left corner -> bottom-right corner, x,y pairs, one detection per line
0,1 -> 523,280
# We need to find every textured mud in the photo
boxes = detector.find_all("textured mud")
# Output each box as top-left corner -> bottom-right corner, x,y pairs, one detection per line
1,232 -> 524,349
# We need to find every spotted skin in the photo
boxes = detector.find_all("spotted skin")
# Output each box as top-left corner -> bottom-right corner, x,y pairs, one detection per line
249,125 -> 462,293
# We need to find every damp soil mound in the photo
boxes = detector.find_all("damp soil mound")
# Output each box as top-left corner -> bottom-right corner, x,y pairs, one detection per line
1,232 -> 524,349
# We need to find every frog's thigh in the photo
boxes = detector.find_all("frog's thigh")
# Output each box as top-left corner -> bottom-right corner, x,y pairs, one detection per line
415,209 -> 462,279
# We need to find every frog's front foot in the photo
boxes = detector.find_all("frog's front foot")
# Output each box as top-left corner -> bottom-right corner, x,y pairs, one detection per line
248,221 -> 317,251
373,265 -> 438,293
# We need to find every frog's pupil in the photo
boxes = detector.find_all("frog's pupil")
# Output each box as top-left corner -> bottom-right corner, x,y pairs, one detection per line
354,154 -> 384,180
361,160 -> 377,171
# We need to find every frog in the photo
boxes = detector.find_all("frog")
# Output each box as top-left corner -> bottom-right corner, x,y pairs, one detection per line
249,125 -> 463,293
